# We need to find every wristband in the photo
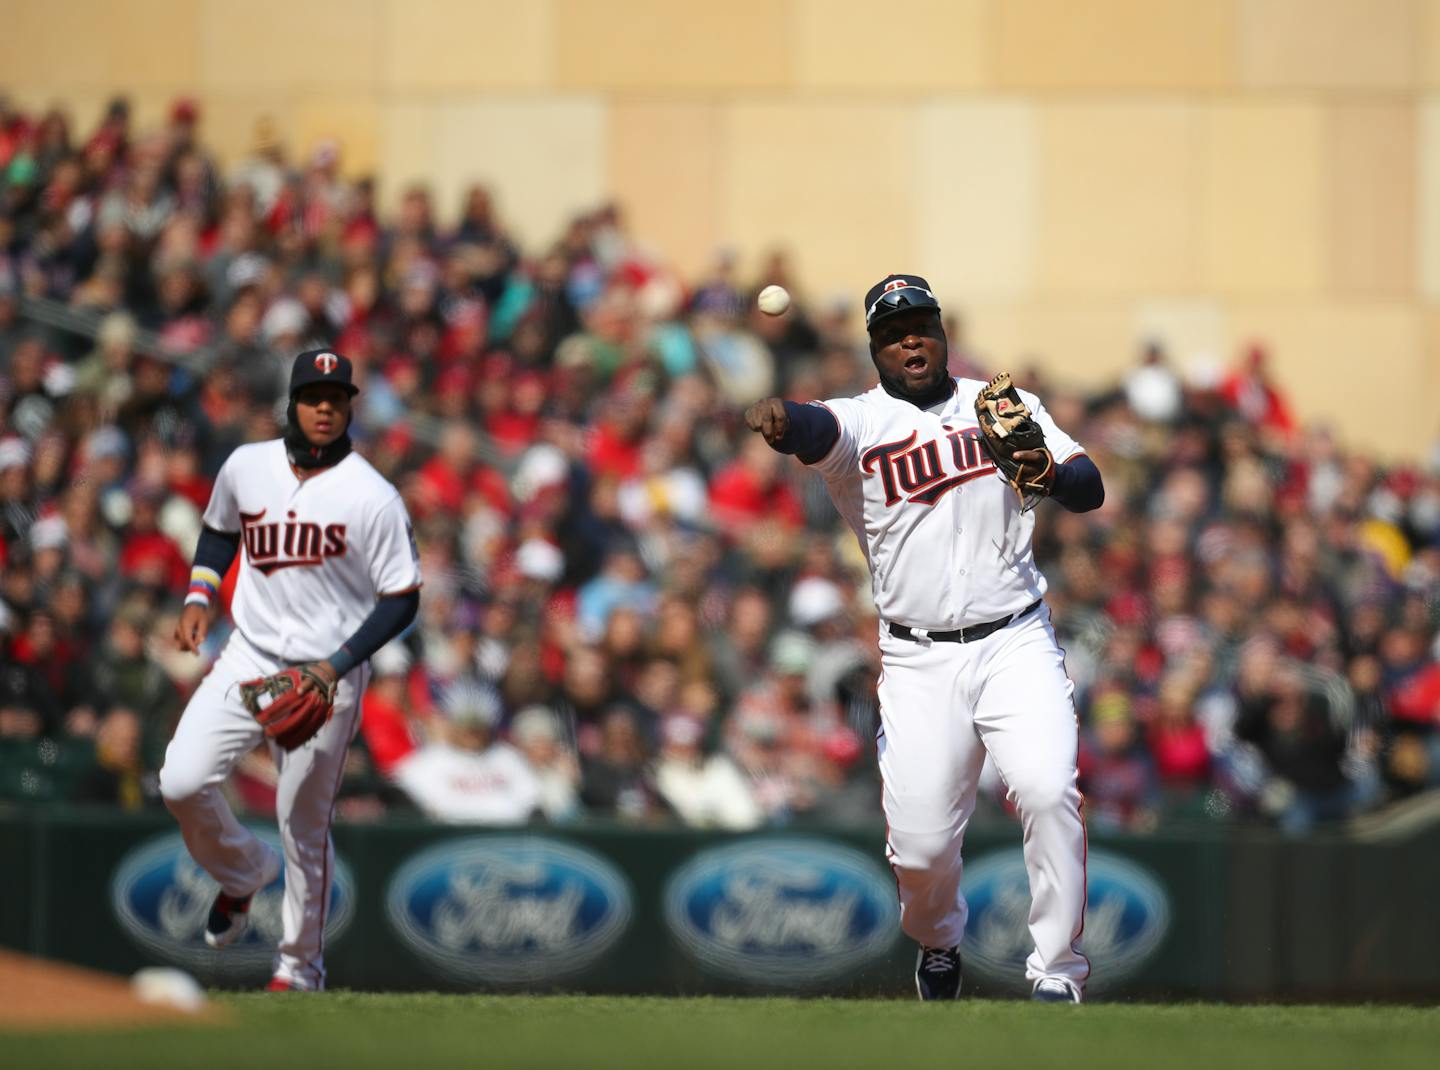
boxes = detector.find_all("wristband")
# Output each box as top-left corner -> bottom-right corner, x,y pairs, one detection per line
188,566 -> 222,606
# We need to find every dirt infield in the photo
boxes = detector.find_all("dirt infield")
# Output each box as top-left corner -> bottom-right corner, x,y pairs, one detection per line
0,950 -> 226,1031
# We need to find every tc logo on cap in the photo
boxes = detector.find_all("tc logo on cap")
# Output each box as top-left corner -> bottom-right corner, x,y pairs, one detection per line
883,279 -> 911,295
314,353 -> 339,375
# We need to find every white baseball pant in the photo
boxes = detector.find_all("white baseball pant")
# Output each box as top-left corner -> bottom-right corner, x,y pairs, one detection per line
159,630 -> 368,991
876,603 -> 1090,991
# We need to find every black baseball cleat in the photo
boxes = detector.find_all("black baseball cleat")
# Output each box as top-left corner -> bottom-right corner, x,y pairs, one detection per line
1031,978 -> 1083,1003
205,851 -> 281,949
915,945 -> 962,1001
205,889 -> 255,949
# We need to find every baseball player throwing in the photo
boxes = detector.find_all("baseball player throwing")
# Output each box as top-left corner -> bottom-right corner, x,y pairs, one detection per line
161,350 -> 421,992
744,275 -> 1104,1003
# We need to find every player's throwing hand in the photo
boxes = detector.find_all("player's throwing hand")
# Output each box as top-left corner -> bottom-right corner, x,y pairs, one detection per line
744,397 -> 789,445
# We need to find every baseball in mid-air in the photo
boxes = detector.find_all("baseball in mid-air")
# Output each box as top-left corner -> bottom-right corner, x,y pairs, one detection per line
757,284 -> 791,316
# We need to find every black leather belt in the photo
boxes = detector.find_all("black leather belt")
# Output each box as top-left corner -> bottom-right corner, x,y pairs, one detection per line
888,600 -> 1041,645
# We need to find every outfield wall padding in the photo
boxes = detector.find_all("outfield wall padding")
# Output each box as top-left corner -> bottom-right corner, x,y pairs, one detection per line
1,807 -> 1435,999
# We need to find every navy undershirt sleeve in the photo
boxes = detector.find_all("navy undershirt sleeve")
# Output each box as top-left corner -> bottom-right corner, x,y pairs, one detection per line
326,590 -> 420,678
1050,455 -> 1104,513
193,525 -> 241,574
774,400 -> 840,465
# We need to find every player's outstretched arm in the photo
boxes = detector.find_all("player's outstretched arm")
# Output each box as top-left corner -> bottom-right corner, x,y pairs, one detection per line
744,398 -> 840,464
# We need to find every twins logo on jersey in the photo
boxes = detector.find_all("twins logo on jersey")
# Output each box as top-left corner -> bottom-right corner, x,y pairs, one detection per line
861,427 -> 995,507
240,508 -> 347,574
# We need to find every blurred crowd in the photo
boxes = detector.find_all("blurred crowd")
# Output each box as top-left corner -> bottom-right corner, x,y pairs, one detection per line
2,96 -> 1438,836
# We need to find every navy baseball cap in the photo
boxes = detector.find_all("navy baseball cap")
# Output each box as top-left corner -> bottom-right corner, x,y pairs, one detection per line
864,274 -> 941,329
289,349 -> 359,397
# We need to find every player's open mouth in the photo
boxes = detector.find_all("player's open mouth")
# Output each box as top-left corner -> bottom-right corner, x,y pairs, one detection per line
903,356 -> 929,377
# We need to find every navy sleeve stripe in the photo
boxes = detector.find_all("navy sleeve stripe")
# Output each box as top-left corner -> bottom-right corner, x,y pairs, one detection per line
326,589 -> 420,678
776,400 -> 841,465
193,526 -> 241,575
1050,455 -> 1104,513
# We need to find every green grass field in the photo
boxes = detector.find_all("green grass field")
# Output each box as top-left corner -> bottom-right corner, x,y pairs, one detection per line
5,994 -> 1439,1070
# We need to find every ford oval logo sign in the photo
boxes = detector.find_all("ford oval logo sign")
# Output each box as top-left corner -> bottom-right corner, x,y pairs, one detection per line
960,848 -> 1170,990
385,837 -> 632,984
663,839 -> 899,985
110,830 -> 355,976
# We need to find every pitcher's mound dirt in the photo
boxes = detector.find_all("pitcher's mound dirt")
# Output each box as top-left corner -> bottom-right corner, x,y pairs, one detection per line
0,950 -> 228,1031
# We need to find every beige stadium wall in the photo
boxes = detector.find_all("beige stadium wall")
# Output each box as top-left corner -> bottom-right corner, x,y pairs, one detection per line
6,0 -> 1440,458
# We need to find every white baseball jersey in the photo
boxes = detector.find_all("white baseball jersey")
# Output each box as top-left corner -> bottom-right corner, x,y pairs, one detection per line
203,440 -> 422,662
808,377 -> 1083,630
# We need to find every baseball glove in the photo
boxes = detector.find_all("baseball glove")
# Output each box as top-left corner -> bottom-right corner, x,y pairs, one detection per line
238,665 -> 336,751
974,371 -> 1054,512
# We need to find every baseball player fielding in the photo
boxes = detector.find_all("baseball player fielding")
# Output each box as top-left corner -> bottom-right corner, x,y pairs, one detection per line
743,274 -> 1105,1003
161,350 -> 422,992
